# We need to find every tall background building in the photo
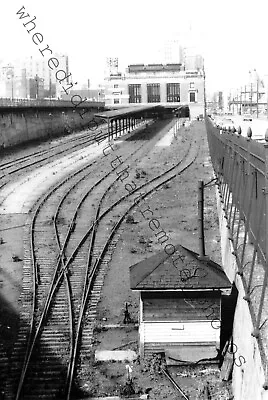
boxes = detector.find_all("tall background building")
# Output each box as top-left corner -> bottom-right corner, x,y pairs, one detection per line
162,39 -> 184,64
182,46 -> 204,71
0,54 -> 69,99
104,62 -> 204,106
104,38 -> 205,107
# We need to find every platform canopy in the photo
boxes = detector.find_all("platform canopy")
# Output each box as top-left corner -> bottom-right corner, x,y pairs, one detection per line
95,105 -> 163,120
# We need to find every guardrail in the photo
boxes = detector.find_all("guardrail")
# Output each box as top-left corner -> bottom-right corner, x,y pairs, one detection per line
206,116 -> 268,385
0,98 -> 105,108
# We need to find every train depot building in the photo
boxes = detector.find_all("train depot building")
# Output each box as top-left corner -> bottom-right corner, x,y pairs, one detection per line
104,63 -> 205,107
129,243 -> 232,362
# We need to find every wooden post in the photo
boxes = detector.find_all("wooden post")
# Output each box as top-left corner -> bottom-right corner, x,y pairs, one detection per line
139,293 -> 144,357
198,180 -> 206,258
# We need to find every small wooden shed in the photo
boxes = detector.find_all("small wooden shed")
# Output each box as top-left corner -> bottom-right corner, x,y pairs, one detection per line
129,244 -> 231,362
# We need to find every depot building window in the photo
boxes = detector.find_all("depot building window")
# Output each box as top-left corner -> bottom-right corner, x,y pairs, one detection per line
147,83 -> 160,103
128,84 -> 141,103
189,92 -> 196,102
167,83 -> 180,102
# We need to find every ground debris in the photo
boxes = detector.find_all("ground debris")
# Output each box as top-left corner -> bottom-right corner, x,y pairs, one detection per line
12,255 -> 22,262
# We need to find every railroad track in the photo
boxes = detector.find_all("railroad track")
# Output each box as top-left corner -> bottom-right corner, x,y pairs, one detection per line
4,118 -> 198,399
161,368 -> 190,400
3,117 -> 169,398
0,117 -> 150,181
0,122 -> 110,191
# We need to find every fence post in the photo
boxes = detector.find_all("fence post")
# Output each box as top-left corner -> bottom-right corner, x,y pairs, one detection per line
252,132 -> 268,337
264,131 -> 268,268
240,127 -> 254,268
257,130 -> 268,388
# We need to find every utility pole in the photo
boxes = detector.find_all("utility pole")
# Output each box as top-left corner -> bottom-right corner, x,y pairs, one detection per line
245,85 -> 247,113
203,63 -> 206,116
198,180 -> 205,258
88,79 -> 90,100
11,76 -> 14,101
250,83 -> 253,115
35,74 -> 39,99
256,78 -> 259,118
49,70 -> 52,100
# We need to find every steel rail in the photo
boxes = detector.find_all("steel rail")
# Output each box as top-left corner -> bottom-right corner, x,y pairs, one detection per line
14,146 -> 105,399
0,126 -> 107,178
53,214 -> 75,394
16,119 -> 193,397
0,125 -> 105,170
14,117 -> 169,398
64,137 -> 198,397
161,368 -> 190,400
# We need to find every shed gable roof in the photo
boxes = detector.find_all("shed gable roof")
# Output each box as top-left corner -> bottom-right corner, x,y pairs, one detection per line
129,244 -> 231,290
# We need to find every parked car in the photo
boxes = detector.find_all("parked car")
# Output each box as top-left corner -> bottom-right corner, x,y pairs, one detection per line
243,113 -> 252,121
216,118 -> 235,129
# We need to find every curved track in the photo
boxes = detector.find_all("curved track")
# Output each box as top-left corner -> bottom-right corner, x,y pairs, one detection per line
5,119 -> 199,399
0,123 -> 108,191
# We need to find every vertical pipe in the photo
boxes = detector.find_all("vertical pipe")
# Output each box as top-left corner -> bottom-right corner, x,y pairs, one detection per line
107,117 -> 110,142
198,180 -> 206,258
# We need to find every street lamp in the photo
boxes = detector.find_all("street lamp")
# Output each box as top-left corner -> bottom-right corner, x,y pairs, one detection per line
253,69 -> 260,119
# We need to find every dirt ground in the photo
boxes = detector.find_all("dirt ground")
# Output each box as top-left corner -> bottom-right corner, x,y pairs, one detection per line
0,120 -> 232,399
77,120 -> 232,399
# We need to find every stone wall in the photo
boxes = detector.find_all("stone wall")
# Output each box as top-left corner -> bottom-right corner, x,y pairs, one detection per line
0,108 -> 98,149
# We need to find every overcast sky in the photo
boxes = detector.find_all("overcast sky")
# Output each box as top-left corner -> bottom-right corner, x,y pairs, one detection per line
2,0 -> 268,96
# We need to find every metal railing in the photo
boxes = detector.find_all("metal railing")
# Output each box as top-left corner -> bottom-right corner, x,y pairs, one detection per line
0,98 -> 105,108
206,116 -> 268,387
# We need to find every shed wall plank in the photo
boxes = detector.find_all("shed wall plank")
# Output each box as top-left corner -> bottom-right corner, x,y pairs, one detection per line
142,321 -> 220,343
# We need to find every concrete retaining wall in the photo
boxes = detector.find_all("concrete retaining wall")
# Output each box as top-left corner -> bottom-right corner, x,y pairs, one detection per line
216,188 -> 268,400
0,108 -> 97,149
0,104 -> 203,150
